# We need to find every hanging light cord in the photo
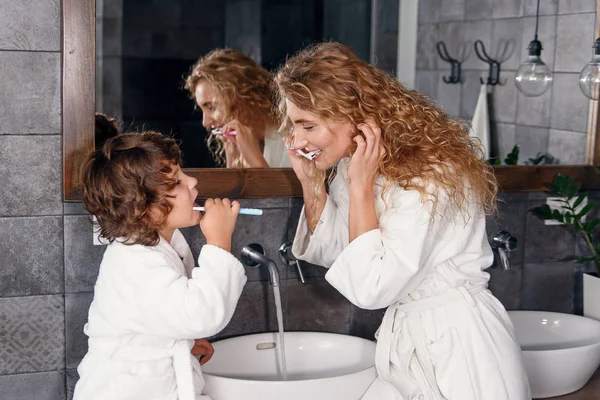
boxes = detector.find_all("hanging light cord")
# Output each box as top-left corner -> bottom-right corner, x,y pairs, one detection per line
534,0 -> 540,40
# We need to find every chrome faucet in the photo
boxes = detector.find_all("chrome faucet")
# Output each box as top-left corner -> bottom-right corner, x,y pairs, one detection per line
279,240 -> 305,283
491,230 -> 517,270
241,244 -> 280,286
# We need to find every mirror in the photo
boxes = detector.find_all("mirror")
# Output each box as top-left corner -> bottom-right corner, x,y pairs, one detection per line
63,0 -> 600,201
94,0 -> 373,169
414,2 -> 597,166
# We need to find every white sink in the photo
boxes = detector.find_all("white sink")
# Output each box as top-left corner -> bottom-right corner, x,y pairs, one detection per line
508,310 -> 600,398
202,332 -> 377,400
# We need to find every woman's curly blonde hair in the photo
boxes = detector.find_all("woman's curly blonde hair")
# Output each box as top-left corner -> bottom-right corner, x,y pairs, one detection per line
274,42 -> 497,218
185,48 -> 277,167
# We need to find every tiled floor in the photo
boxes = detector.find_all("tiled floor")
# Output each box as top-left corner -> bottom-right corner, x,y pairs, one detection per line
541,368 -> 600,399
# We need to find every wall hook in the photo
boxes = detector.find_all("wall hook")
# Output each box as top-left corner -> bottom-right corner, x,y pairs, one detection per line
474,40 -> 503,85
436,41 -> 462,84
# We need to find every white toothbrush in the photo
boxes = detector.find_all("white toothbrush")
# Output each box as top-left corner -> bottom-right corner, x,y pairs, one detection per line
211,128 -> 237,136
192,206 -> 263,216
295,149 -> 322,160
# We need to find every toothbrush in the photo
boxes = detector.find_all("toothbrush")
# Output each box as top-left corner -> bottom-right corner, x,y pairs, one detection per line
192,206 -> 263,216
211,127 -> 237,136
295,149 -> 322,160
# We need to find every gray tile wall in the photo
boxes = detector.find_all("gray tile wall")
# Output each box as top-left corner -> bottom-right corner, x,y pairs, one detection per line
0,0 -> 593,399
416,0 -> 595,164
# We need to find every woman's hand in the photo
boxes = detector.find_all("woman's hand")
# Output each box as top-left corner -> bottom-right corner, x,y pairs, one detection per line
191,338 -> 214,366
347,121 -> 383,242
285,136 -> 314,186
199,198 -> 240,251
348,121 -> 384,195
223,119 -> 269,168
222,135 -> 241,168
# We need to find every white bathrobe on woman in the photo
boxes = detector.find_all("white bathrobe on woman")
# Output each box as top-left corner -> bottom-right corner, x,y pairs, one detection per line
292,159 -> 530,400
73,229 -> 247,400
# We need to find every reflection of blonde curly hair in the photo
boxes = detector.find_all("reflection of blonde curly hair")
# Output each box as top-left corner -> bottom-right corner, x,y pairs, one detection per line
185,48 -> 276,167
275,42 -> 497,217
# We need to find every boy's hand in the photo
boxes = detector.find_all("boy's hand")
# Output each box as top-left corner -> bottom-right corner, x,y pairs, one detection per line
199,198 -> 240,251
191,338 -> 214,366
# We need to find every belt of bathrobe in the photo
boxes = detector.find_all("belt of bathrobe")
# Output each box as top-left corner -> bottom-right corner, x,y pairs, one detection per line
88,338 -> 195,400
375,284 -> 487,400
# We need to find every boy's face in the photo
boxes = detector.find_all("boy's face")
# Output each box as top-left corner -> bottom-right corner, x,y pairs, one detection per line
160,165 -> 200,238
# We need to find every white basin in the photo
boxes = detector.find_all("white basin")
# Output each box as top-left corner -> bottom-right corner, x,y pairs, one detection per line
202,332 -> 377,400
508,310 -> 600,398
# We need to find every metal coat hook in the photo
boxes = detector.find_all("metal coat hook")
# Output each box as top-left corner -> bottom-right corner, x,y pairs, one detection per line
474,40 -> 502,85
436,41 -> 462,84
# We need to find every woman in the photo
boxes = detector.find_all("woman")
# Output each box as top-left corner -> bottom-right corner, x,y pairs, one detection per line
185,48 -> 289,168
275,42 -> 530,400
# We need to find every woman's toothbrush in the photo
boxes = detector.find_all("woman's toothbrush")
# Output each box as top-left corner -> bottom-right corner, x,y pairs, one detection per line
192,206 -> 263,216
295,149 -> 322,160
211,127 -> 237,136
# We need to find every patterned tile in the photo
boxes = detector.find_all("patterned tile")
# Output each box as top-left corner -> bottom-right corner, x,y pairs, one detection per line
0,0 -> 60,51
0,216 -> 63,297
0,295 -> 65,374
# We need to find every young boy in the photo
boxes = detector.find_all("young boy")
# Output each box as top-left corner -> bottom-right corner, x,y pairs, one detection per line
73,132 -> 247,400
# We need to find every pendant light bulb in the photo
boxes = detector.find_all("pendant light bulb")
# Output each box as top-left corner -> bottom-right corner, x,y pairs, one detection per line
579,38 -> 600,100
515,39 -> 553,97
514,0 -> 552,97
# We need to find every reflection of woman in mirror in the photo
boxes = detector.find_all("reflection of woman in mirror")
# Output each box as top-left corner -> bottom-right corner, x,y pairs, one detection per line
275,43 -> 530,399
185,49 -> 289,168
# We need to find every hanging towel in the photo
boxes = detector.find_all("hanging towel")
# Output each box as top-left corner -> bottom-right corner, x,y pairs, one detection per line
470,84 -> 491,160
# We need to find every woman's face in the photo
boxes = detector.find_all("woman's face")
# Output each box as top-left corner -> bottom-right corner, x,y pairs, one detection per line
285,99 -> 355,170
195,80 -> 225,130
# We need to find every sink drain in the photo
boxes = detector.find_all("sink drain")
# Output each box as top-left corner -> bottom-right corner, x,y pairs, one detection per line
256,342 -> 276,350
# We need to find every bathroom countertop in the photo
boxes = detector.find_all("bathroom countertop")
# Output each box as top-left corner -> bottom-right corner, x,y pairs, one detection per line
542,368 -> 600,399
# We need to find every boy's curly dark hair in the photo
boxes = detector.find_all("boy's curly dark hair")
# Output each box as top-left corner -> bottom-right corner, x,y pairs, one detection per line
95,113 -> 121,150
81,132 -> 182,246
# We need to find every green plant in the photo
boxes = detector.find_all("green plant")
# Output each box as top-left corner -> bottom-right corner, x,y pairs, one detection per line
530,173 -> 600,275
489,144 -> 547,166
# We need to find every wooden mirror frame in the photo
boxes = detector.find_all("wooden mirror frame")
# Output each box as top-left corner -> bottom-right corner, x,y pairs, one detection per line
63,0 -> 600,201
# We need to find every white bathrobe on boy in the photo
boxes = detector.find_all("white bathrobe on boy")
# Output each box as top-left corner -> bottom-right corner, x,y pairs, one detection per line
293,159 -> 530,400
73,229 -> 247,400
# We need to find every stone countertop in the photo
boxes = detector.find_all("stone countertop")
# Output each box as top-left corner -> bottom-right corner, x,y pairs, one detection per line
540,368 -> 600,399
